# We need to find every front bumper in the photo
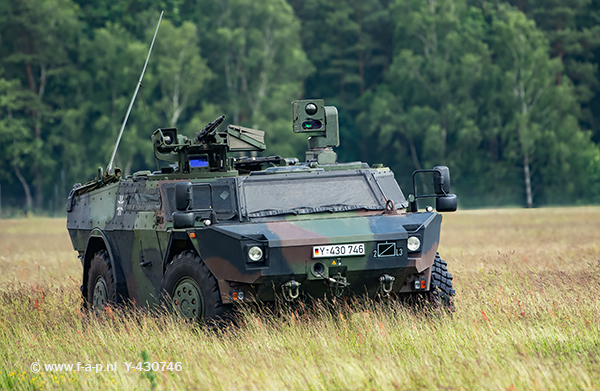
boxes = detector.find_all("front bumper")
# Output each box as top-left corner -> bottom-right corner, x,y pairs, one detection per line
194,212 -> 442,304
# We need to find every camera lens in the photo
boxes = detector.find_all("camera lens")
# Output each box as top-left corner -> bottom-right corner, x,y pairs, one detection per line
305,103 -> 318,116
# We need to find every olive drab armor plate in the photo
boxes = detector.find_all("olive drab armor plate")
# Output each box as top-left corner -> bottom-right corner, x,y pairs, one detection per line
67,99 -> 458,318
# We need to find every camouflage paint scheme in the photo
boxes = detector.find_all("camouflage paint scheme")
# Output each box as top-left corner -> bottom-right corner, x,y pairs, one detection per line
67,167 -> 441,307
67,99 -> 456,310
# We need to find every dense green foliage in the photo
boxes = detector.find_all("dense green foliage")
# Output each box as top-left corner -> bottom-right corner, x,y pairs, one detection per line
1,0 -> 599,213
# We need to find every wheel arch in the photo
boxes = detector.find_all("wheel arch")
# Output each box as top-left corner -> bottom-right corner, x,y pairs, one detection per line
83,229 -> 129,304
162,231 -> 198,272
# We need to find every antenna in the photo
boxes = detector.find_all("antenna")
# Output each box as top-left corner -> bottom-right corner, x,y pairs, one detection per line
106,11 -> 164,174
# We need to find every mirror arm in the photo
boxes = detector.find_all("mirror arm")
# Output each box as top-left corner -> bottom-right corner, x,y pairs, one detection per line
412,168 -> 451,199
411,169 -> 439,199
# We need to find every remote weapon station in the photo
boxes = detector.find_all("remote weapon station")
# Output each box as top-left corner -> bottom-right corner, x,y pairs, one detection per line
66,15 -> 458,320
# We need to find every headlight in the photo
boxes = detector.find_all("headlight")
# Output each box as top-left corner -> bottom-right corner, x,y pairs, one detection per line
248,246 -> 263,262
407,236 -> 421,252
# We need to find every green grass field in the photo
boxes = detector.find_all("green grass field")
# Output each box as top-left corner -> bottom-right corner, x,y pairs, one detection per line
1,207 -> 599,390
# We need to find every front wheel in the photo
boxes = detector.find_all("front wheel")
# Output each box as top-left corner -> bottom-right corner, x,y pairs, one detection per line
159,251 -> 225,322
429,253 -> 455,310
87,250 -> 116,311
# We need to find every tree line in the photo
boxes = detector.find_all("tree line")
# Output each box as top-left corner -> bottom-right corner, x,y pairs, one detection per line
1,0 -> 599,215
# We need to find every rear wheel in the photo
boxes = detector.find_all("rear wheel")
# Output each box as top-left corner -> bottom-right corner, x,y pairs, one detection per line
87,250 -> 116,311
429,253 -> 455,310
160,251 -> 225,322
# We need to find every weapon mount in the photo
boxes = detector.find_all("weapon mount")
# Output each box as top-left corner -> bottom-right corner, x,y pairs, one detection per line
152,116 -> 267,174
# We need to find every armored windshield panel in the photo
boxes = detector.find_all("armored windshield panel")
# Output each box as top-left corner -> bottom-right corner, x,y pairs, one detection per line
373,171 -> 408,209
192,184 -> 212,210
161,179 -> 237,222
241,171 -> 385,218
191,183 -> 236,220
211,185 -> 235,218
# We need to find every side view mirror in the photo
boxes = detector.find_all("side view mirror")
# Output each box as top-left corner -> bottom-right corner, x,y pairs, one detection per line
433,166 -> 451,195
172,212 -> 195,229
410,166 -> 458,213
436,194 -> 457,212
175,181 -> 192,211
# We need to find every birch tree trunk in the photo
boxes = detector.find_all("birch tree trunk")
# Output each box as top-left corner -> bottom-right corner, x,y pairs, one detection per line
14,164 -> 33,212
523,152 -> 533,208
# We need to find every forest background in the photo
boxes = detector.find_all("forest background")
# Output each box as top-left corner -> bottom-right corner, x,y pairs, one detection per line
1,0 -> 600,215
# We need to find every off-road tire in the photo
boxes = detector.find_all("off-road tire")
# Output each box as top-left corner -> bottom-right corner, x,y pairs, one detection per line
429,253 -> 455,310
87,250 -> 116,310
160,251 -> 225,322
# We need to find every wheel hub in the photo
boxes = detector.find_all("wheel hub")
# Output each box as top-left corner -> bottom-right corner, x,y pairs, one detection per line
93,276 -> 109,309
173,278 -> 204,320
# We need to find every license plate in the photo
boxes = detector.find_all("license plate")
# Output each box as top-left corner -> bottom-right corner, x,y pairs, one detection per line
313,243 -> 365,258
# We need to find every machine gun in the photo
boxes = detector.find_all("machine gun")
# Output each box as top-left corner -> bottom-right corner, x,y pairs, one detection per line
152,116 -> 267,174
194,115 -> 225,144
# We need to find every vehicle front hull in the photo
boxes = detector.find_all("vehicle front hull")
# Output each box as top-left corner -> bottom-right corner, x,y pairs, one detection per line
194,212 -> 441,304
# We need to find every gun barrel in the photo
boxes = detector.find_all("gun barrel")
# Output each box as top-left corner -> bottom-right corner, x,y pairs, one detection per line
194,115 -> 226,144
209,115 -> 225,131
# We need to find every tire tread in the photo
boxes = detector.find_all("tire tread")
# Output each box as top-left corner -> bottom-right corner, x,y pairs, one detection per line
162,251 -> 226,321
429,253 -> 455,310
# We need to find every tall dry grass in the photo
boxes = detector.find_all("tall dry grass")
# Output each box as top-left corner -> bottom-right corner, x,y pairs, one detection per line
0,207 -> 599,390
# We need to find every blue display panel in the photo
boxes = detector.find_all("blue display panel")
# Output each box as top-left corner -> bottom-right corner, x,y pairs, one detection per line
190,155 -> 209,168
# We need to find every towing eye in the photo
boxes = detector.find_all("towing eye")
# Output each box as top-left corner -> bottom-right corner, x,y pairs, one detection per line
282,280 -> 301,301
379,274 -> 396,296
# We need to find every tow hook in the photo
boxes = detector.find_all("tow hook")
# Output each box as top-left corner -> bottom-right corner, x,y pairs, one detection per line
313,268 -> 350,297
282,280 -> 301,301
379,274 -> 396,296
329,273 -> 349,297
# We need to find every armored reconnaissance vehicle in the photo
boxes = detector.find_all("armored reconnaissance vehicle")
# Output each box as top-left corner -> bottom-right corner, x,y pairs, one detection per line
66,13 -> 457,320
66,98 -> 458,321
